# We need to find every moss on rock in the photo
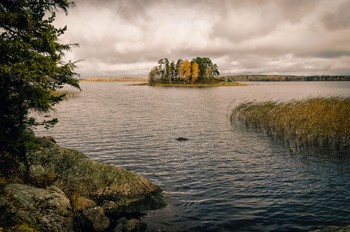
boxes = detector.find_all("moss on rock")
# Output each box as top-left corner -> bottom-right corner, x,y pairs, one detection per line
0,137 -> 165,231
0,183 -> 74,231
24,137 -> 164,213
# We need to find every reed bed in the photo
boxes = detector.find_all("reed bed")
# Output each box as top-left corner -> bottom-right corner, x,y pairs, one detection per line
50,89 -> 80,100
231,97 -> 350,154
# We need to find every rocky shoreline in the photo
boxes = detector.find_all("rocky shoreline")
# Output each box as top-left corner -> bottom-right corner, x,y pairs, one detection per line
0,137 -> 165,231
2,137 -> 349,232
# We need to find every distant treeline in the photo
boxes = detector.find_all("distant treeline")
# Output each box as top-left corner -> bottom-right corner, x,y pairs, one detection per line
221,75 -> 350,82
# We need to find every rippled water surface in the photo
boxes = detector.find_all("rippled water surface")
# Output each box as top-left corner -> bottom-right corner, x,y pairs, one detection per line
36,82 -> 350,231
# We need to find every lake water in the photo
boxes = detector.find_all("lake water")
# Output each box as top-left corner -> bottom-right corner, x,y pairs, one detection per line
35,82 -> 350,231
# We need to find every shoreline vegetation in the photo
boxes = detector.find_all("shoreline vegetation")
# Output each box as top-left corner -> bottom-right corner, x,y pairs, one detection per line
79,77 -> 246,87
223,75 -> 350,82
79,74 -> 350,87
50,89 -> 81,100
231,97 -> 350,154
80,77 -> 148,82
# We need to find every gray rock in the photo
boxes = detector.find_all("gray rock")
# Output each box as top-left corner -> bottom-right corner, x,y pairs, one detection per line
0,136 -> 165,231
25,137 -> 165,214
0,183 -> 73,231
83,206 -> 110,231
42,136 -> 56,143
75,196 -> 97,212
29,164 -> 45,178
101,200 -> 118,214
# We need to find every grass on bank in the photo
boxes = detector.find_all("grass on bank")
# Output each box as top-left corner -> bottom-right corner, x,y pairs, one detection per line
231,97 -> 350,154
80,77 -> 148,82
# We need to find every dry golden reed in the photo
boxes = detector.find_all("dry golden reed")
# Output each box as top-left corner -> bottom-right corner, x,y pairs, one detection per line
80,77 -> 147,82
231,97 -> 350,154
50,89 -> 80,100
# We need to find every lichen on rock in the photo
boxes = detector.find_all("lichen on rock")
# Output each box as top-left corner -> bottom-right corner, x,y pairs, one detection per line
83,206 -> 110,231
0,183 -> 74,231
25,137 -> 165,214
0,137 -> 165,231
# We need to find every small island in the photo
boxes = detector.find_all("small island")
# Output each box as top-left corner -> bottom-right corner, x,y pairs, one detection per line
148,57 -> 242,87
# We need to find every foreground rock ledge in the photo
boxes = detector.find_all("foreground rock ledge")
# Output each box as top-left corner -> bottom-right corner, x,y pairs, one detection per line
0,137 -> 165,231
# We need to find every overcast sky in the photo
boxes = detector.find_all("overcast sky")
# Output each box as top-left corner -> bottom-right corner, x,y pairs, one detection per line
55,0 -> 350,78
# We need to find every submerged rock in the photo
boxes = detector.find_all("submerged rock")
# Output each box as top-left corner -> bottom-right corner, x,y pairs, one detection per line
122,218 -> 147,232
113,218 -> 147,232
176,137 -> 189,141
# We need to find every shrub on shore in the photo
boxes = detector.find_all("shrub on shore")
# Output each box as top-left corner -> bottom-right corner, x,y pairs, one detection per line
231,97 -> 350,154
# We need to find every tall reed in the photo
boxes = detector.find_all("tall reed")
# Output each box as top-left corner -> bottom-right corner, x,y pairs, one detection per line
231,97 -> 350,154
50,89 -> 80,100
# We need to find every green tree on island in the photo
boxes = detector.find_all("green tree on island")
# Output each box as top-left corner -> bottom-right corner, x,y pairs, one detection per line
0,1 -> 80,159
149,57 -> 220,85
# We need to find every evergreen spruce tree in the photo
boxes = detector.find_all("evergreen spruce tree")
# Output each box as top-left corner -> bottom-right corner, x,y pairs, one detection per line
0,0 -> 80,157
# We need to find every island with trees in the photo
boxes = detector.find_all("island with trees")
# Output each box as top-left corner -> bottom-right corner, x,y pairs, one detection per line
148,57 -> 242,87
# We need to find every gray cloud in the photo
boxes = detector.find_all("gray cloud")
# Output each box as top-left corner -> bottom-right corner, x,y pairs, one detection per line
313,51 -> 350,58
322,0 -> 350,30
55,0 -> 350,77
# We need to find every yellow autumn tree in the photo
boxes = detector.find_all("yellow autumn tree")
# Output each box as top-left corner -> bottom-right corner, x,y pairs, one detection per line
191,62 -> 199,83
176,59 -> 184,81
183,60 -> 191,82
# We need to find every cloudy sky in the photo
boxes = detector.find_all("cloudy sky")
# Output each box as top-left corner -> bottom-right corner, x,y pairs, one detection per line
55,0 -> 350,78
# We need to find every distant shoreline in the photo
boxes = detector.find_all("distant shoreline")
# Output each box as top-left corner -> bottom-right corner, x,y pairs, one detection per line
79,77 -> 246,87
80,77 -> 148,82
80,75 -> 350,83
222,75 -> 350,82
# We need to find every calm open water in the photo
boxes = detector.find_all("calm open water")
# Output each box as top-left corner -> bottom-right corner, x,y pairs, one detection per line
35,82 -> 350,231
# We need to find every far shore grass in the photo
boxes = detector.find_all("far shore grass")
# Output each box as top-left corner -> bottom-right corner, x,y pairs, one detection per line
231,97 -> 350,154
80,77 -> 148,82
50,89 -> 81,100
